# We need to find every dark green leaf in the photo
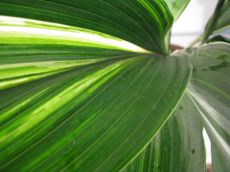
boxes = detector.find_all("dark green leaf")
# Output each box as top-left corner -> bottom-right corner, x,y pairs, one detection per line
0,43 -> 191,171
0,0 -> 174,54
0,44 -> 137,90
121,94 -> 206,172
0,1 -> 191,171
207,35 -> 230,43
203,0 -> 230,41
122,42 -> 230,172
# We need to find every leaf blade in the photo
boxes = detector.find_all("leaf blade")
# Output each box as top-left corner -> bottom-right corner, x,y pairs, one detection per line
203,0 -> 230,41
164,0 -> 190,19
0,47 -> 192,172
187,42 -> 230,171
0,0 -> 174,54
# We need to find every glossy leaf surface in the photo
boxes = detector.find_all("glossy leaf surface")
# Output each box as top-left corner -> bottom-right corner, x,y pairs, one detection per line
121,94 -> 206,172
122,42 -> 230,172
0,1 -> 192,171
1,0 -> 229,171
0,45 -> 191,172
0,0 -> 174,54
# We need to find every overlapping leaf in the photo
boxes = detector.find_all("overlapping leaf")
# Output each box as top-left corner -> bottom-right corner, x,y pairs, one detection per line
164,0 -> 190,19
0,45 -> 191,172
0,42 -> 141,90
0,1 -> 193,171
121,94 -> 206,172
1,0 -> 229,172
207,35 -> 230,43
122,42 -> 230,172
0,0 -> 174,54
203,0 -> 230,41
120,65 -> 208,172
187,43 -> 230,172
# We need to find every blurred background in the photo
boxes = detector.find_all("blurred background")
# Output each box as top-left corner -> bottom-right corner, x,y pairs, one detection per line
171,0 -> 230,47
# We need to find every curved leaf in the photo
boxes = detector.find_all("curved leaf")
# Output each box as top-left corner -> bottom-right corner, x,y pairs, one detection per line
121,83 -> 205,172
203,0 -> 230,41
164,0 -> 190,19
122,42 -> 230,172
0,4 -> 191,170
187,43 -> 230,172
0,45 -> 191,171
0,0 -> 174,54
0,16 -> 147,53
207,35 -> 230,43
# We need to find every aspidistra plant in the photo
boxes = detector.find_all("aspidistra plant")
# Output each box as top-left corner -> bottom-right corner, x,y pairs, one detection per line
0,0 -> 229,172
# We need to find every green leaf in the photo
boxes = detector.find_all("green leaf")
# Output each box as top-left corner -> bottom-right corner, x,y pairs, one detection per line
0,45 -> 139,90
121,94 -> 206,172
0,1 -> 194,171
203,0 -> 230,41
0,15 -> 149,53
122,42 -> 230,172
0,0 -> 174,54
187,43 -> 230,171
164,0 -> 190,19
207,35 -> 230,43
0,44 -> 191,171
